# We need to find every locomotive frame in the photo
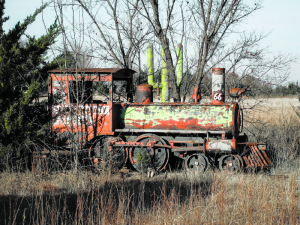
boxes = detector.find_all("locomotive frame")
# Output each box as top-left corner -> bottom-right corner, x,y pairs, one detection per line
48,67 -> 271,173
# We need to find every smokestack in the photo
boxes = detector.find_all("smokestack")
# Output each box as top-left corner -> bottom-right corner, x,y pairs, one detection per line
212,68 -> 225,104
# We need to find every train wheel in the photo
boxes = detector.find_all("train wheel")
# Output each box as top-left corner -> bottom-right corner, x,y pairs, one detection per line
129,134 -> 169,172
90,136 -> 127,173
219,154 -> 241,174
237,155 -> 244,172
186,153 -> 209,172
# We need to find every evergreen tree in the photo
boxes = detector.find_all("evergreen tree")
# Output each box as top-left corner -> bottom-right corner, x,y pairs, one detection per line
53,51 -> 77,69
0,0 -> 60,167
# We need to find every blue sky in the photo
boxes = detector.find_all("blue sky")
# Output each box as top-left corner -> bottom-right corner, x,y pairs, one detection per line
3,0 -> 300,83
244,0 -> 300,83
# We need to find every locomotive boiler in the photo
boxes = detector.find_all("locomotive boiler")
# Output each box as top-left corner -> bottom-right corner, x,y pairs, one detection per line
48,67 -> 271,173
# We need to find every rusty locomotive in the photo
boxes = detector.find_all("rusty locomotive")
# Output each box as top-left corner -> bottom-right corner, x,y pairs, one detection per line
48,67 -> 271,173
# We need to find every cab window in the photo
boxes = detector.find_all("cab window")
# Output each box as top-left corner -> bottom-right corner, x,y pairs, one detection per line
69,81 -> 93,103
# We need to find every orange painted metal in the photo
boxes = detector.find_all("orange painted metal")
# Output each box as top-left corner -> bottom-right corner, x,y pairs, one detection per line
49,68 -> 136,145
135,84 -> 153,104
253,145 -> 268,166
261,150 -> 272,166
249,154 -> 256,167
243,156 -> 250,167
48,68 -> 129,74
241,144 -> 272,168
229,88 -> 246,98
192,87 -> 201,103
251,146 -> 262,167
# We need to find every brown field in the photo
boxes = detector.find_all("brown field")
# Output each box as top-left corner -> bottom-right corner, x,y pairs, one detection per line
241,97 -> 300,123
1,97 -> 300,224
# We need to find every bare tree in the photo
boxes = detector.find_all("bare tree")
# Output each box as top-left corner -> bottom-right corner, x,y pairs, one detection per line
69,0 -> 152,70
46,0 -> 152,170
140,0 -> 294,101
47,0 -> 98,170
139,0 -> 184,101
50,0 -> 295,103
189,1 -> 262,85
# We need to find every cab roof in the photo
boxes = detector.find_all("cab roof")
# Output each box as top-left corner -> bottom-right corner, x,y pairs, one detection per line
48,68 -> 135,79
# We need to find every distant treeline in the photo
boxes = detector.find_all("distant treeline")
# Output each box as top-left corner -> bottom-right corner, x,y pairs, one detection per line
273,82 -> 300,96
136,71 -> 300,98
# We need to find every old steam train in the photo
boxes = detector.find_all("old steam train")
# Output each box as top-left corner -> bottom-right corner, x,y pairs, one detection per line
48,67 -> 271,173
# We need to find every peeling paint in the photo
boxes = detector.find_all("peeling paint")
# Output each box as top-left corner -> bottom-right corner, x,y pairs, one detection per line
121,103 -> 236,131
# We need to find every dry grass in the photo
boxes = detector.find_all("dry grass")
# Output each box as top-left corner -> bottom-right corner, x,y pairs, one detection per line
1,97 -> 300,224
1,171 -> 300,224
239,97 -> 300,172
241,97 -> 300,124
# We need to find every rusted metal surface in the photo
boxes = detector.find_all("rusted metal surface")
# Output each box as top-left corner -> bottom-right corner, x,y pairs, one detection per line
114,129 -> 226,134
229,88 -> 246,98
128,134 -> 169,172
241,144 -> 272,169
52,103 -> 113,144
219,154 -> 242,173
186,153 -> 209,172
192,87 -> 201,103
89,136 -> 128,171
114,141 -> 204,152
49,69 -> 117,145
48,68 -> 135,75
119,103 -> 239,133
135,84 -> 153,104
48,67 -> 272,173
